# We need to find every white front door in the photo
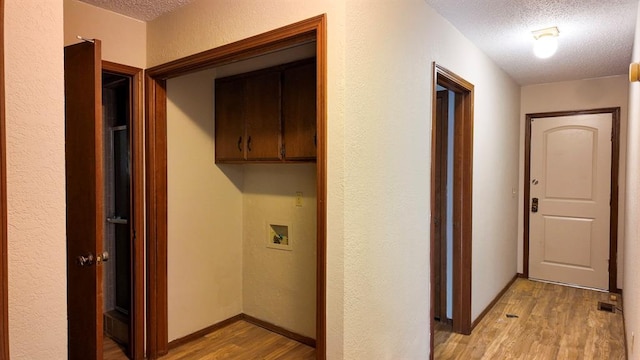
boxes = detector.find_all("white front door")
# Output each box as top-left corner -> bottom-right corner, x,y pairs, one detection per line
529,113 -> 612,290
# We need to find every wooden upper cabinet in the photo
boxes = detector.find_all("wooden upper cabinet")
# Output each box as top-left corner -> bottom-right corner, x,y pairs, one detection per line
245,71 -> 282,161
215,78 -> 245,162
282,60 -> 316,160
214,58 -> 316,163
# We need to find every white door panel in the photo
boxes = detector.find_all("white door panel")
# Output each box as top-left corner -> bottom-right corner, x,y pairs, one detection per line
529,113 -> 611,290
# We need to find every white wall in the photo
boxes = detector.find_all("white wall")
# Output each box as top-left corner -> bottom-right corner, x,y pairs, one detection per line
624,4 -> 640,357
5,0 -> 67,358
343,1 -> 520,357
166,69 -> 244,340
519,75 -> 629,289
243,164 -> 317,338
64,0 -> 146,68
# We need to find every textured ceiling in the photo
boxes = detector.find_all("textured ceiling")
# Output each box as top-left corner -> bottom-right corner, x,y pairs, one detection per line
79,0 -> 194,21
81,0 -> 638,85
424,0 -> 639,85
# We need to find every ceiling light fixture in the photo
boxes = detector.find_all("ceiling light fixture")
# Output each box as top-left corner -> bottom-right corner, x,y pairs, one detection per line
532,27 -> 560,59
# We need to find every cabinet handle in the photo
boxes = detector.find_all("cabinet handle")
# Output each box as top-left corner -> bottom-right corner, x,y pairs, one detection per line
237,136 -> 242,152
248,136 -> 252,152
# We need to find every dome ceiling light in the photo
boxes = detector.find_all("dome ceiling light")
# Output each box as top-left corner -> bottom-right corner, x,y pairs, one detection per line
532,26 -> 560,59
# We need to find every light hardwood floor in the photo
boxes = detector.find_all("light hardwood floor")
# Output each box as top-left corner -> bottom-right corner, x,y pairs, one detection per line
435,278 -> 626,359
104,320 -> 315,360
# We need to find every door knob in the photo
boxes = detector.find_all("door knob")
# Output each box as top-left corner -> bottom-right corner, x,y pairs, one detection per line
97,251 -> 109,264
76,253 -> 94,267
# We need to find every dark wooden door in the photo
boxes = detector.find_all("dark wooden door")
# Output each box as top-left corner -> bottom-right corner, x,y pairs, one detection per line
245,71 -> 281,160
215,77 -> 246,162
433,89 -> 449,322
65,40 -> 104,360
282,60 -> 316,160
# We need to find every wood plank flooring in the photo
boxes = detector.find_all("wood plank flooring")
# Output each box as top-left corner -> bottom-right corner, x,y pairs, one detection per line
435,278 -> 626,359
104,335 -> 127,360
104,320 -> 315,359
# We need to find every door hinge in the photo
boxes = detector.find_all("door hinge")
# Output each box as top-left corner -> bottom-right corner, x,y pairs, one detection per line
281,144 -> 286,158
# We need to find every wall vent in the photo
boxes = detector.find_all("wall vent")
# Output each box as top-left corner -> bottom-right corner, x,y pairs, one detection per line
597,301 -> 615,313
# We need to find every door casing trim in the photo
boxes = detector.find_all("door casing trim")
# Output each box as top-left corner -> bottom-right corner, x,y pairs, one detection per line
429,63 -> 474,359
523,107 -> 621,293
144,15 -> 327,359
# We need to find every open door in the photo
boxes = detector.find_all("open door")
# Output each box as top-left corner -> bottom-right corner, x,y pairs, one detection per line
65,40 -> 105,360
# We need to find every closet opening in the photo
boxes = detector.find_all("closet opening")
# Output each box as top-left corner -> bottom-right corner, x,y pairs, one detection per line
144,15 -> 327,359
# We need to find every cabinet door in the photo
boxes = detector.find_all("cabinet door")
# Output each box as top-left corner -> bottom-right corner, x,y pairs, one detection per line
282,61 -> 316,160
215,78 -> 245,162
245,71 -> 282,161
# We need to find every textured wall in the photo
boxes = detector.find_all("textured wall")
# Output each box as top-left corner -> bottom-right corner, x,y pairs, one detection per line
5,0 -> 68,358
166,69 -> 244,340
243,164 -> 317,338
343,0 -> 520,357
624,4 -> 640,357
64,0 -> 147,68
519,76 -> 629,289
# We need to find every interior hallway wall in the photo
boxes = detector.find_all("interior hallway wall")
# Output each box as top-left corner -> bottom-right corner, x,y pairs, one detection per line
623,3 -> 640,357
343,0 -> 520,357
62,1 -> 148,261
64,0 -> 147,68
5,0 -> 67,358
519,75 -> 629,289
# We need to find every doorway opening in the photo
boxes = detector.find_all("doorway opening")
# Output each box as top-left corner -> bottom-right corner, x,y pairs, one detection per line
430,63 -> 474,358
100,63 -> 145,359
144,15 -> 327,359
433,88 -> 454,328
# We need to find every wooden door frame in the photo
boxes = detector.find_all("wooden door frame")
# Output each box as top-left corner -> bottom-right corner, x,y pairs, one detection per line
101,61 -> 145,360
429,63 -> 474,358
0,0 -> 9,357
523,108 -> 621,293
144,15 -> 327,359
